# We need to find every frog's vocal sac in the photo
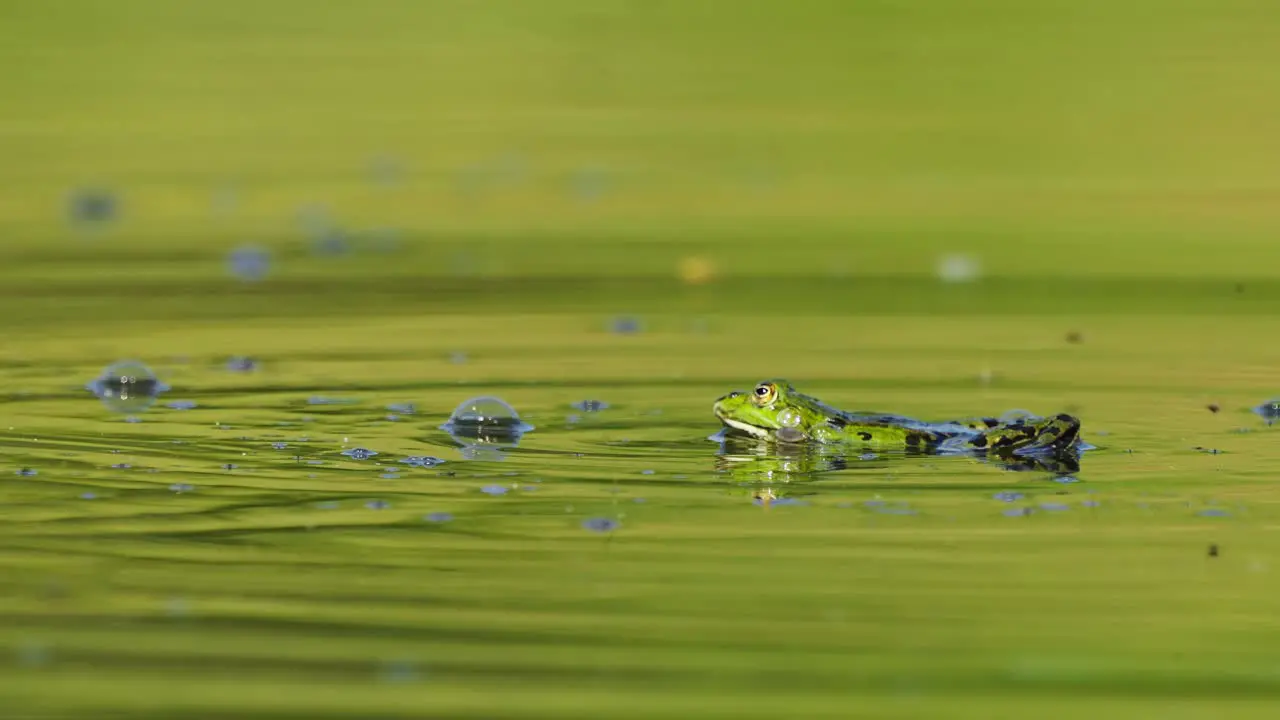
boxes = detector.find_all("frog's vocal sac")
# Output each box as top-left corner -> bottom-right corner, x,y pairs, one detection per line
713,379 -> 1082,455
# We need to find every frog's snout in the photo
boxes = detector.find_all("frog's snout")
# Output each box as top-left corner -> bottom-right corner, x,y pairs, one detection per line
712,391 -> 743,416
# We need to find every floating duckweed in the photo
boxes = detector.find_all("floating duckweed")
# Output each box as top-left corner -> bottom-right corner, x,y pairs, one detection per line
341,448 -> 378,460
86,360 -> 169,414
582,517 -> 620,532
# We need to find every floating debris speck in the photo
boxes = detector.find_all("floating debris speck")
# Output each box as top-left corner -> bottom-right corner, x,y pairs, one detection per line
423,512 -> 453,523
387,402 -> 417,415
14,468 -> 36,477
993,492 -> 1025,503
227,244 -> 271,282
169,483 -> 194,493
341,448 -> 378,460
400,456 -> 446,468
571,399 -> 610,412
365,500 -> 391,510
480,485 -> 509,496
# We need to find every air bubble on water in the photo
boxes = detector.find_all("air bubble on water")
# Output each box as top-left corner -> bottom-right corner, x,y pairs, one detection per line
1252,399 -> 1280,424
365,500 -> 391,510
227,244 -> 271,282
481,485 -> 509,496
442,396 -> 534,437
166,400 -> 197,410
582,517 -> 620,532
1039,502 -> 1070,512
271,442 -> 288,450
86,360 -> 169,414
169,483 -> 194,493
993,492 -> 1024,502
341,448 -> 378,460
79,492 -> 96,500
936,254 -> 982,284
571,400 -> 610,412
379,471 -> 399,480
14,468 -> 36,476
423,512 -> 453,523
400,456 -> 446,468
999,409 -> 1039,423
226,356 -> 258,372
640,469 -> 655,475
859,453 -> 879,461
1052,475 -> 1079,484
66,187 -> 118,231
387,402 -> 416,415
609,316 -> 642,335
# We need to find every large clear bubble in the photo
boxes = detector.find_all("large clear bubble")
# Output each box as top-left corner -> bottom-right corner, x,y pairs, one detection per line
440,396 -> 534,457
86,360 -> 170,414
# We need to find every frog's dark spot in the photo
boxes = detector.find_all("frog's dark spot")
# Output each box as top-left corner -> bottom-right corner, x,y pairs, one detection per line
905,434 -> 921,447
982,418 -> 1000,428
1208,543 -> 1220,557
970,435 -> 988,448
827,416 -> 847,429
857,431 -> 873,441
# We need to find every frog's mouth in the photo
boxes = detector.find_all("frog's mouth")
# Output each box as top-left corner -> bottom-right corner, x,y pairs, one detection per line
716,414 -> 772,438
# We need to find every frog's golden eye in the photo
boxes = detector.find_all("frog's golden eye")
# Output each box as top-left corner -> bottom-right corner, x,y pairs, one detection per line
752,383 -> 777,405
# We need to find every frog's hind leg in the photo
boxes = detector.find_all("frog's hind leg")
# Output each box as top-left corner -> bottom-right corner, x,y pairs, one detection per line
964,414 -> 1082,455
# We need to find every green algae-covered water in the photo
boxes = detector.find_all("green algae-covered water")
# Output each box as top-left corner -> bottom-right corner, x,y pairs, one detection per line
7,2 -> 1280,717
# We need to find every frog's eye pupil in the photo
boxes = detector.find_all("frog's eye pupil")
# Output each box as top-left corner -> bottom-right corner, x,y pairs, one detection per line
755,385 -> 770,397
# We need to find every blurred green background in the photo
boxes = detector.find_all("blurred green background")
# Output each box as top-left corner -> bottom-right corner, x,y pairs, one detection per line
4,2 -> 1280,718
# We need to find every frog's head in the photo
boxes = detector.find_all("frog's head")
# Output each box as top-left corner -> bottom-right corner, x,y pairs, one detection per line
713,379 -> 829,442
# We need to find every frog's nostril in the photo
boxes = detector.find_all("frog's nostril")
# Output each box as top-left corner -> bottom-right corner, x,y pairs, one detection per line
728,391 -> 743,399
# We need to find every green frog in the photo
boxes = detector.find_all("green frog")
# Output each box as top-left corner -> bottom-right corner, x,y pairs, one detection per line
713,379 -> 1082,457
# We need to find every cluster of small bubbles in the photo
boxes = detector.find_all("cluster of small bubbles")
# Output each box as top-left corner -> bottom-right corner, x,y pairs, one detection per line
86,360 -> 170,414
387,402 -> 416,414
365,500 -> 391,510
169,483 -> 194,493
15,468 -> 36,477
1253,399 -> 1280,424
400,456 -> 446,467
227,245 -> 271,282
166,400 -> 197,410
226,356 -> 258,372
936,254 -> 982,284
582,517 -> 620,532
610,316 -> 642,335
341,448 -> 378,460
66,187 -> 119,229
423,512 -> 453,523
480,485 -> 509,496
571,399 -> 610,412
993,491 -> 1024,503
